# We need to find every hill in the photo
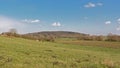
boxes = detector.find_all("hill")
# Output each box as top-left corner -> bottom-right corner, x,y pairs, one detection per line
25,31 -> 88,38
22,31 -> 88,41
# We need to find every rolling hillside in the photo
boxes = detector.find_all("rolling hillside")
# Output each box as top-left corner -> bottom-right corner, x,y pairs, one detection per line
0,36 -> 120,68
24,31 -> 88,38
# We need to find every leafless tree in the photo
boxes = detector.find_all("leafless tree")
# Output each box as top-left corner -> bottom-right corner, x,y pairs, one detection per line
9,28 -> 17,34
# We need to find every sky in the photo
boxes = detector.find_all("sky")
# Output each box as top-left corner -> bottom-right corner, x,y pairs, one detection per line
0,0 -> 120,35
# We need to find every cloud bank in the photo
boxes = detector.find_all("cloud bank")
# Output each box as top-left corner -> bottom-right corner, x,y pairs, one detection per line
0,16 -> 25,33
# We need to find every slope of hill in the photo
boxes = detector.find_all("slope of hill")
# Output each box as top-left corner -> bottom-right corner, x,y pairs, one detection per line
0,36 -> 120,68
22,31 -> 89,41
24,31 -> 88,38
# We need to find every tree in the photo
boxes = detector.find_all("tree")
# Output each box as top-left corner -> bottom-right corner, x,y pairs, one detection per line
9,28 -> 17,34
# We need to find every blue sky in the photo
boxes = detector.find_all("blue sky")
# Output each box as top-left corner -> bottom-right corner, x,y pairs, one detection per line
0,0 -> 120,35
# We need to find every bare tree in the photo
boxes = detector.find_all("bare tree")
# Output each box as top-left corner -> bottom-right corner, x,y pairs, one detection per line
9,28 -> 17,34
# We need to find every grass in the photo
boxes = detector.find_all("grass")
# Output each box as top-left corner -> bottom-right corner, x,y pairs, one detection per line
56,38 -> 120,48
0,36 -> 120,68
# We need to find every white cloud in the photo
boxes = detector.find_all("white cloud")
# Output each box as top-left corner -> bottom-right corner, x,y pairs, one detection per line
84,2 -> 96,8
57,22 -> 61,26
0,16 -> 25,33
22,19 -> 40,23
117,18 -> 120,24
97,3 -> 103,6
117,18 -> 120,21
116,18 -> 120,31
52,22 -> 61,27
105,21 -> 111,24
84,2 -> 103,8
116,26 -> 120,31
52,22 -> 57,26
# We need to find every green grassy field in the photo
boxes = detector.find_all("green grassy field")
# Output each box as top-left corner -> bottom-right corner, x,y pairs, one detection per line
0,36 -> 120,68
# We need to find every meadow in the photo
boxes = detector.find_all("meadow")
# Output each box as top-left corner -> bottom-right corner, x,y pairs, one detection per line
0,36 -> 120,68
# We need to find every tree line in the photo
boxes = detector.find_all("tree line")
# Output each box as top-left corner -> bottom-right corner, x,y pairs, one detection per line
1,29 -> 120,42
77,33 -> 120,42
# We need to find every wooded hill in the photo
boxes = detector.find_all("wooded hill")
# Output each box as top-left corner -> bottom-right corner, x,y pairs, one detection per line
25,31 -> 88,38
22,31 -> 88,41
